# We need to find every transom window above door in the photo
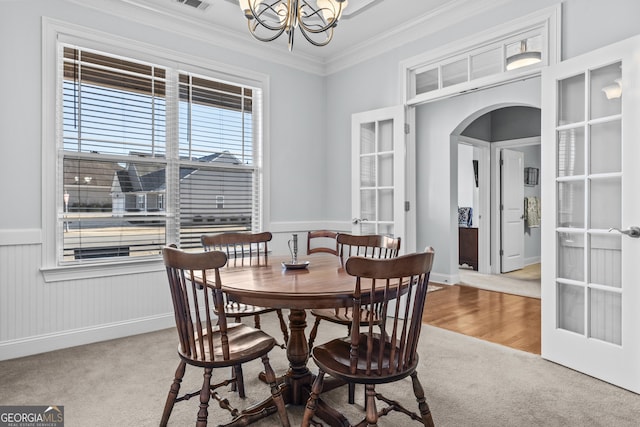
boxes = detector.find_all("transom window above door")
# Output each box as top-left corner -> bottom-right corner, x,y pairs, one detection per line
402,6 -> 560,106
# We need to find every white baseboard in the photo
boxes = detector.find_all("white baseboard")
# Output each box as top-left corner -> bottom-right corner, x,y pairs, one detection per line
525,256 -> 541,266
0,314 -> 175,361
430,272 -> 459,286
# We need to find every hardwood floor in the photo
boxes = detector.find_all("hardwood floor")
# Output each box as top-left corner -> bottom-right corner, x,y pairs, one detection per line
422,284 -> 541,355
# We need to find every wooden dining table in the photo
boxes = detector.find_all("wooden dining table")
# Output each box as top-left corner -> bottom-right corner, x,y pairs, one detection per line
210,252 -> 361,426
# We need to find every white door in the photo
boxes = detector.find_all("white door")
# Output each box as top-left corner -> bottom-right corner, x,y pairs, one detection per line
500,148 -> 525,272
351,106 -> 406,247
541,35 -> 640,393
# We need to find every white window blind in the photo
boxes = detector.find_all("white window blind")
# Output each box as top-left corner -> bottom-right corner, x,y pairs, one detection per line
59,45 -> 261,264
176,74 -> 258,248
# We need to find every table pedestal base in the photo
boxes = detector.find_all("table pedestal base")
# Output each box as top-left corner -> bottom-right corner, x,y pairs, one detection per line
220,308 -> 349,426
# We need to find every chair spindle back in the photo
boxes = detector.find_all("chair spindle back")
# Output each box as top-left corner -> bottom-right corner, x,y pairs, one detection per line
337,233 -> 401,266
345,248 -> 434,377
201,232 -> 272,266
163,246 -> 229,363
307,230 -> 339,256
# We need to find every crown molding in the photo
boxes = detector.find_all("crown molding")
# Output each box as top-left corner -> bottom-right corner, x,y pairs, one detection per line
64,0 -> 519,76
324,0 -> 512,75
65,0 -> 326,75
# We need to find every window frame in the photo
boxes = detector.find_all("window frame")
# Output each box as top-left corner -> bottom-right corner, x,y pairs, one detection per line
41,18 -> 271,282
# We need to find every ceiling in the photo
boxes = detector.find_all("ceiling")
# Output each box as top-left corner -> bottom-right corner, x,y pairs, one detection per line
80,0 -> 509,74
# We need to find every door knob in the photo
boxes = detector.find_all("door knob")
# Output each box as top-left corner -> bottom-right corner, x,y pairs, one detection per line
608,226 -> 640,238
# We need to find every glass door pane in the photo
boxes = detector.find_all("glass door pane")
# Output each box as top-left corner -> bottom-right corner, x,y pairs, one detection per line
590,234 -> 621,288
555,63 -> 624,344
558,74 -> 585,126
590,178 -> 621,230
590,120 -> 621,174
558,283 -> 585,334
557,127 -> 585,177
357,120 -> 395,236
590,62 -> 622,119
557,232 -> 584,281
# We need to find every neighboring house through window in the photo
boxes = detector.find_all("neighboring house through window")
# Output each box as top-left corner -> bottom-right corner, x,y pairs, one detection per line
58,44 -> 262,265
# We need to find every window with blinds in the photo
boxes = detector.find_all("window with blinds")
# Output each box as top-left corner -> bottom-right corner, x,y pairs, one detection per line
60,46 -> 260,264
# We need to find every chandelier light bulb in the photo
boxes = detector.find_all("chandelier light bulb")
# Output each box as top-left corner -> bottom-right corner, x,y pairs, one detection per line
317,0 -> 348,22
238,0 -> 264,19
239,0 -> 348,50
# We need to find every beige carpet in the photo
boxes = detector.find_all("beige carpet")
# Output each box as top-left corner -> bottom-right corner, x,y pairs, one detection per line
2,312 -> 639,426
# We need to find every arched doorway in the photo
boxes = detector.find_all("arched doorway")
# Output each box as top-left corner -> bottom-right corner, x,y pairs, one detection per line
453,106 -> 541,297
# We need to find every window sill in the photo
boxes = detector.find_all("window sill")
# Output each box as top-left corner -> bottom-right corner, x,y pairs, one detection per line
41,257 -> 165,283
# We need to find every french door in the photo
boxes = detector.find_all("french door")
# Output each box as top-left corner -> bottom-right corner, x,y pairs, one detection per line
351,106 -> 408,250
541,35 -> 640,392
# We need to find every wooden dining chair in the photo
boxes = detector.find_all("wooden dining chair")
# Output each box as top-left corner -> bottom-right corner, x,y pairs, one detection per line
161,245 -> 290,427
306,230 -> 338,256
201,232 -> 289,396
201,232 -> 288,344
302,249 -> 436,427
307,233 -> 401,404
307,233 -> 401,349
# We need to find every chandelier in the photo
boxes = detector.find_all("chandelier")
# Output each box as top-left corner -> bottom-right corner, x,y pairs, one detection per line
238,0 -> 348,51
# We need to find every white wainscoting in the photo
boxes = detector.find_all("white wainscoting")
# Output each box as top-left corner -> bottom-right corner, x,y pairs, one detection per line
0,221 -> 408,361
0,238 -> 173,361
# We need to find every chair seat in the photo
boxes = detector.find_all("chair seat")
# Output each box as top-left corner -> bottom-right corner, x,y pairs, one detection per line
311,333 -> 418,384
218,303 -> 277,317
179,323 -> 276,368
310,307 -> 383,326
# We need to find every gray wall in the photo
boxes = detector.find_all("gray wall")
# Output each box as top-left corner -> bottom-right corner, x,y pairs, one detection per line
0,0 -> 328,232
462,106 -> 541,141
461,113 -> 492,142
2,0 -> 640,357
0,0 -> 329,359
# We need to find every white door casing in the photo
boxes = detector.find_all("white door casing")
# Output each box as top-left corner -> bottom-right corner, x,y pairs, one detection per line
500,148 -> 525,272
541,35 -> 640,393
351,106 -> 406,249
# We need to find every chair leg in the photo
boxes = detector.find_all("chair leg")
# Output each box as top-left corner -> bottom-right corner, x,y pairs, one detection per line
276,309 -> 289,346
261,354 -> 290,427
234,364 -> 246,398
301,369 -> 325,427
348,382 -> 356,404
308,317 -> 322,349
197,367 -> 213,427
160,360 -> 186,427
411,372 -> 435,427
230,366 -> 237,392
364,384 -> 378,426
254,314 -> 261,329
